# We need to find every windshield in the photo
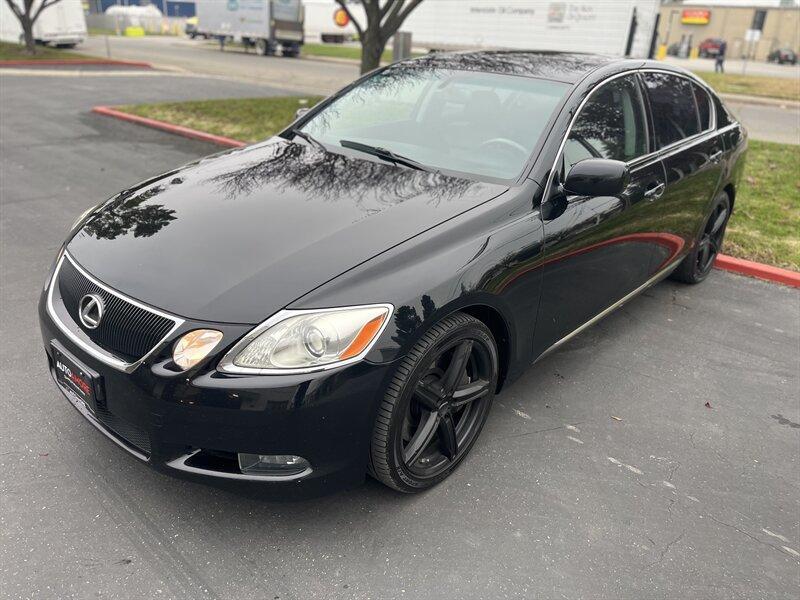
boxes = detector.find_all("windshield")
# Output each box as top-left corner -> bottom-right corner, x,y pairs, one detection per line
300,68 -> 569,180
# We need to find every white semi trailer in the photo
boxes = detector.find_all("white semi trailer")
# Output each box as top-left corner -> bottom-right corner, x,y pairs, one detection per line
0,0 -> 87,48
195,0 -> 305,57
302,0 -> 662,59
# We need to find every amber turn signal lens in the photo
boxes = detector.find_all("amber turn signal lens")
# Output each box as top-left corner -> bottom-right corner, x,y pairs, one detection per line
339,314 -> 387,360
173,329 -> 223,370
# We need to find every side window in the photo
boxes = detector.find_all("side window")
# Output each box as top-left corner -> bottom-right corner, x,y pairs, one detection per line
643,73 -> 701,148
714,94 -> 733,128
692,83 -> 712,131
564,75 -> 648,170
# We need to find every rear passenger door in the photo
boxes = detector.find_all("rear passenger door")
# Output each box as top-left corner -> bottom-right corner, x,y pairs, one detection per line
535,74 -> 667,356
641,72 -> 725,270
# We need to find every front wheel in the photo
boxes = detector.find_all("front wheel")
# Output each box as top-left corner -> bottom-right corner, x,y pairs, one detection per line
369,312 -> 499,493
670,192 -> 731,284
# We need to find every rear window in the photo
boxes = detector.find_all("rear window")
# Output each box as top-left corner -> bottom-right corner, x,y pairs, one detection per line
643,73 -> 701,148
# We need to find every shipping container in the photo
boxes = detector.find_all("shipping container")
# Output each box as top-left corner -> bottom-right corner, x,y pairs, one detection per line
196,0 -> 304,57
302,0 -> 661,59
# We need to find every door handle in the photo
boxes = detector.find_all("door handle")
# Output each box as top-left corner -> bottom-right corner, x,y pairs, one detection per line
644,182 -> 665,200
709,150 -> 724,163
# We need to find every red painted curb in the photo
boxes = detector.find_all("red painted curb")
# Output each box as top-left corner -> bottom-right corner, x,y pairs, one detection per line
715,254 -> 800,288
92,106 -> 246,148
89,104 -> 800,289
0,58 -> 152,68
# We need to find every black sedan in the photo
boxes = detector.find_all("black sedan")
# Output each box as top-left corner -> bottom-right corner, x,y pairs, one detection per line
39,51 -> 747,493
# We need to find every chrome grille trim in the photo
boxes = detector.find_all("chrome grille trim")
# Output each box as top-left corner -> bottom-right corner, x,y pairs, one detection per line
47,252 -> 185,373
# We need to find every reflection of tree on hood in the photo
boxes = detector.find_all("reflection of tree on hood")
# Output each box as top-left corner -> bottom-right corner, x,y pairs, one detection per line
84,185 -> 177,240
211,141 -> 478,210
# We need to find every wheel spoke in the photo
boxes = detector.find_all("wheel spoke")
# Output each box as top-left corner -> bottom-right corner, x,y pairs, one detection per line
415,380 -> 444,411
438,413 -> 458,460
709,208 -> 728,236
451,379 -> 491,408
403,410 -> 440,465
441,340 -> 473,396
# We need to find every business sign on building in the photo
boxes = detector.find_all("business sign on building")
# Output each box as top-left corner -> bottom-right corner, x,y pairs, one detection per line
681,9 -> 711,25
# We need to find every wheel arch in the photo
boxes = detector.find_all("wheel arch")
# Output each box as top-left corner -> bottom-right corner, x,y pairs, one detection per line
723,182 -> 736,213
459,303 -> 512,393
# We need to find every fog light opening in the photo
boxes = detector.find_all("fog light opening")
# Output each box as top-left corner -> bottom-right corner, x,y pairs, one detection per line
237,453 -> 311,477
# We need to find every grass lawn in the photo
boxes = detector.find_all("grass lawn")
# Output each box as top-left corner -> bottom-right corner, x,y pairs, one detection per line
725,140 -> 800,270
302,42 -> 407,63
694,71 -> 800,102
118,96 -> 324,143
0,40 -> 89,61
115,97 -> 800,270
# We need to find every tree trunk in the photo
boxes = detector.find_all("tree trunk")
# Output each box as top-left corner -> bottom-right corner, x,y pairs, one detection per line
21,16 -> 36,54
359,30 -> 386,74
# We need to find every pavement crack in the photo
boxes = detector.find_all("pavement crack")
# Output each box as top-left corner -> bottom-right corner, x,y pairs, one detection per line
707,515 -> 793,557
645,531 -> 685,570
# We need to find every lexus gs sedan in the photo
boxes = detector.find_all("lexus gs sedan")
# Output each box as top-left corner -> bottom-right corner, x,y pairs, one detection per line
40,51 -> 746,493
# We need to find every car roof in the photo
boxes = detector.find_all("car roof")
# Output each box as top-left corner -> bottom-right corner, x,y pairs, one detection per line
391,50 -> 624,84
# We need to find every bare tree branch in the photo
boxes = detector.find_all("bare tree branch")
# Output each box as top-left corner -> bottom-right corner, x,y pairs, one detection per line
33,0 -> 64,23
3,0 -> 23,19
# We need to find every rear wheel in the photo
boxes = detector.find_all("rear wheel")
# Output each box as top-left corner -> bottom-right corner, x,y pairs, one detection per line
369,312 -> 499,493
670,192 -> 731,284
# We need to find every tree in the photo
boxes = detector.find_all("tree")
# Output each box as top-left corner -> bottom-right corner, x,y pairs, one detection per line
334,0 -> 425,74
4,0 -> 65,55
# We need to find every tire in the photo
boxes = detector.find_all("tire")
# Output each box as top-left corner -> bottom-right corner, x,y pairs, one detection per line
369,312 -> 499,493
670,191 -> 731,284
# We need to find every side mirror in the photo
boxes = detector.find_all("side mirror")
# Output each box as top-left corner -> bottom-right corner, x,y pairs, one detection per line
564,158 -> 630,197
294,107 -> 310,121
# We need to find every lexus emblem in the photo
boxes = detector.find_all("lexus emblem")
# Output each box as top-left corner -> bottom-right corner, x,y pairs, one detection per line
78,294 -> 105,329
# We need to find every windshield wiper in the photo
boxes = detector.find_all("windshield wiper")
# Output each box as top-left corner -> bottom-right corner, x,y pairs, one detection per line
339,139 -> 434,172
290,128 -> 327,152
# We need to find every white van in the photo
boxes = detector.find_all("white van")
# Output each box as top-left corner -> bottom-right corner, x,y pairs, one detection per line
0,0 -> 87,48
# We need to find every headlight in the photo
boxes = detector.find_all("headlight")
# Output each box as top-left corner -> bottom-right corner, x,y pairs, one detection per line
218,304 -> 393,374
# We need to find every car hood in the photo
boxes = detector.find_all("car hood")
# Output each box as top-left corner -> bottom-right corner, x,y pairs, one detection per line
67,139 -> 508,323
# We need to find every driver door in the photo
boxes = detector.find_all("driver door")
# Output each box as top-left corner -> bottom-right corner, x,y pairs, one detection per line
533,74 -> 667,356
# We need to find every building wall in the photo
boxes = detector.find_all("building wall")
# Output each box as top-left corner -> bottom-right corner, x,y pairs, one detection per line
88,1 -> 196,18
658,3 -> 800,59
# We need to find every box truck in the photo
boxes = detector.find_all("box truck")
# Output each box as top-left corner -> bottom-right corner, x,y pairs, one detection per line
1,0 -> 87,48
196,0 -> 304,57
302,0 -> 661,59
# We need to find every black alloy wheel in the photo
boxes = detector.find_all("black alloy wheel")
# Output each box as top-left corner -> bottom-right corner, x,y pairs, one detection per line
369,313 -> 499,492
671,192 -> 731,284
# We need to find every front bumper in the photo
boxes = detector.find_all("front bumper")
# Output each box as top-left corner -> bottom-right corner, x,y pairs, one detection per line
39,290 -> 392,492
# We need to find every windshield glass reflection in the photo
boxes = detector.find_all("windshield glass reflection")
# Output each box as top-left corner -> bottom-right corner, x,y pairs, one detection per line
302,67 -> 568,180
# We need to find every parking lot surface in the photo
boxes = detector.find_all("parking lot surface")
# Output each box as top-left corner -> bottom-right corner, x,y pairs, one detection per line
1,73 -> 799,600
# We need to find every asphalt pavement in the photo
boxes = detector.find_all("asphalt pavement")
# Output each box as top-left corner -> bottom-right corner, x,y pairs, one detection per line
1,72 -> 799,600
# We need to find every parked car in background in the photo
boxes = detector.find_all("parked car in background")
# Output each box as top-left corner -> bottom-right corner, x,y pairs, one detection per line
698,37 -> 724,58
184,16 -> 199,39
767,48 -> 798,65
40,52 -> 747,494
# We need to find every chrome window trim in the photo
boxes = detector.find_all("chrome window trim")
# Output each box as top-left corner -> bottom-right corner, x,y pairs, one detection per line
46,252 -> 185,374
217,303 -> 395,375
543,67 -> 737,203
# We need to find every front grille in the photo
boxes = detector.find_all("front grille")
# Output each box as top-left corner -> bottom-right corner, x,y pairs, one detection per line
57,257 -> 176,362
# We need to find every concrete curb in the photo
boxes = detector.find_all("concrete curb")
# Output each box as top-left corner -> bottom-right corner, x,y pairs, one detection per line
91,106 -> 245,148
91,104 -> 800,288
0,58 -> 153,68
714,255 -> 800,288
